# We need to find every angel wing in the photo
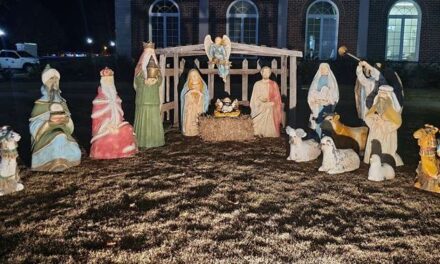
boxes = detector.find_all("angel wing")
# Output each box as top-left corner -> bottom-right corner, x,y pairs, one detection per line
222,35 -> 232,61
204,35 -> 214,61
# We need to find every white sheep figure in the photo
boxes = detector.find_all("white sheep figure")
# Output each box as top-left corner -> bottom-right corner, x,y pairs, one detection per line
286,126 -> 321,162
319,136 -> 360,174
368,154 -> 395,182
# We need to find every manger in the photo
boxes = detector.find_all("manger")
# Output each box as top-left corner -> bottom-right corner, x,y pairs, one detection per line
155,42 -> 303,127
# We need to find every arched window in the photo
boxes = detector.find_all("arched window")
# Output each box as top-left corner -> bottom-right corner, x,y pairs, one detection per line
386,0 -> 421,61
227,0 -> 259,44
149,0 -> 180,48
305,0 -> 339,60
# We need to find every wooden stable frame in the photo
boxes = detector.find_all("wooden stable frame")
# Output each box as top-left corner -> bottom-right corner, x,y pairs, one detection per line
155,42 -> 303,126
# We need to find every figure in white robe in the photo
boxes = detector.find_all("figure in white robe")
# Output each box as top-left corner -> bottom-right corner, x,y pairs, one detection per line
250,67 -> 283,138
307,63 -> 339,138
355,61 -> 383,120
364,85 -> 403,166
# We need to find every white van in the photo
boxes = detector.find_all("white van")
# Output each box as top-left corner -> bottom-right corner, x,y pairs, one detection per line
0,50 -> 40,72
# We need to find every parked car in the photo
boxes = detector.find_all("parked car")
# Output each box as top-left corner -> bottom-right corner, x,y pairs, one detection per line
0,50 -> 40,73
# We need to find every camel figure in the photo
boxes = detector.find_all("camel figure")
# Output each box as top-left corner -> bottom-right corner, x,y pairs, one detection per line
413,124 -> 440,193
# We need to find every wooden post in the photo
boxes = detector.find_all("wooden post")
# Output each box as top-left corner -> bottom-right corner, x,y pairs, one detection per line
194,58 -> 200,69
173,54 -> 179,126
289,56 -> 297,108
179,59 -> 186,75
271,59 -> 278,77
289,56 -> 297,127
159,55 -> 166,106
242,59 -> 248,101
225,75 -> 231,95
281,56 -> 287,97
166,75 -> 170,103
208,63 -> 214,99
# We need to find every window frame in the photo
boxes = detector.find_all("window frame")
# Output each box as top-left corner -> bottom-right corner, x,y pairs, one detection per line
226,0 -> 259,44
385,0 -> 422,62
304,0 -> 340,60
148,0 -> 181,48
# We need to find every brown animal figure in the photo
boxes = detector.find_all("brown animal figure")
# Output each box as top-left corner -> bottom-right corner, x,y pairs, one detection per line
322,113 -> 368,154
413,124 -> 440,193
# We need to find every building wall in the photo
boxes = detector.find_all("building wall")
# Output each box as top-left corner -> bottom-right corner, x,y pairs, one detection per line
131,0 -> 200,57
207,0 -> 278,47
286,0 -> 360,58
123,0 -> 440,62
367,0 -> 440,62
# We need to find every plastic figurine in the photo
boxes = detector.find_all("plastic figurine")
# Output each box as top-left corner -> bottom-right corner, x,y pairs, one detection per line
322,113 -> 368,154
319,136 -> 360,174
364,85 -> 403,166
133,42 -> 165,148
308,63 -> 339,138
29,65 -> 81,172
180,69 -> 210,136
286,126 -> 321,162
413,124 -> 440,193
0,126 -> 24,196
214,97 -> 240,117
356,61 -> 404,120
204,35 -> 232,82
90,68 -> 137,159
368,154 -> 395,182
250,66 -> 282,137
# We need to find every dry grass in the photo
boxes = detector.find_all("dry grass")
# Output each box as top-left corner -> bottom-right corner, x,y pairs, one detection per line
1,131 -> 439,263
199,115 -> 254,142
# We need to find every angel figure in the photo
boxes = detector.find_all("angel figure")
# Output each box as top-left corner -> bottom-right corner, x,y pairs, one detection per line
204,35 -> 231,82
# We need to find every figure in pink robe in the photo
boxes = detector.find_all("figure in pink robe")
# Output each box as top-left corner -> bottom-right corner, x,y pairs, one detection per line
250,67 -> 283,137
90,68 -> 138,159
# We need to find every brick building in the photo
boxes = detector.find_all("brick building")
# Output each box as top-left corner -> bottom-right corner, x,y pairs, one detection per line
115,0 -> 440,62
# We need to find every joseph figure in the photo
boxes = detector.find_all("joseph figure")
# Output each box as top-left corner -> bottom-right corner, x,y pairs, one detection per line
250,67 -> 283,137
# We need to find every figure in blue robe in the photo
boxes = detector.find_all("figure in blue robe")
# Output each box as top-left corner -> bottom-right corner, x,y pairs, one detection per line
29,65 -> 81,172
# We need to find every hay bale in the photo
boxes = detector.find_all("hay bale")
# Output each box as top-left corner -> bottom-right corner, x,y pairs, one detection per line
199,115 -> 254,142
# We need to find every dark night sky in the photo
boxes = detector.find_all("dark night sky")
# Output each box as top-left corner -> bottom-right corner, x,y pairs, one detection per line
0,0 -> 115,54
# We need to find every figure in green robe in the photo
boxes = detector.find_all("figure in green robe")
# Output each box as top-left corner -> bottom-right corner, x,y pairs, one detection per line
133,42 -> 165,148
29,65 -> 81,171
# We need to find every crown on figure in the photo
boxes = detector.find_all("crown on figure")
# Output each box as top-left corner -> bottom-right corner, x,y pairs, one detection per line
143,41 -> 155,49
100,67 -> 114,77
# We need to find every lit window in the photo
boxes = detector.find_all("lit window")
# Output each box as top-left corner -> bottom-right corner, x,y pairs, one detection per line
227,0 -> 259,44
149,0 -> 180,48
386,0 -> 421,61
305,0 -> 339,60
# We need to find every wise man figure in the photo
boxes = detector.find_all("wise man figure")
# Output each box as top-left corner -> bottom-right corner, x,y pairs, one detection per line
364,85 -> 403,166
90,67 -> 137,159
355,61 -> 385,120
307,63 -> 339,138
134,42 -> 165,148
180,69 -> 210,137
29,65 -> 81,172
250,66 -> 282,137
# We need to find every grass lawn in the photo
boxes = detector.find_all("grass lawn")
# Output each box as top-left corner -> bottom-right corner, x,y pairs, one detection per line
0,82 -> 439,263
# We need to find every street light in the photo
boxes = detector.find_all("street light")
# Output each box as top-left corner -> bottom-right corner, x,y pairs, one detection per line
0,29 -> 6,37
109,41 -> 116,47
86,37 -> 93,45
